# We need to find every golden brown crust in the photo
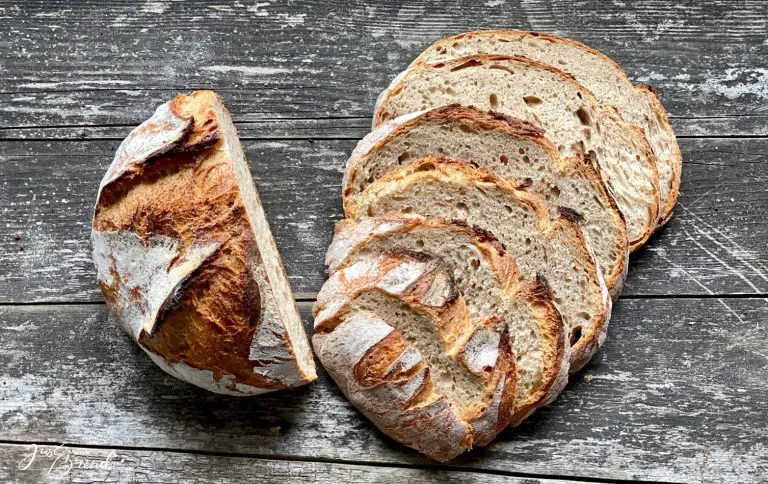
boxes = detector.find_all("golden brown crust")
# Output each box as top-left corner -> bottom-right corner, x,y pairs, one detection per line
93,91 -> 310,394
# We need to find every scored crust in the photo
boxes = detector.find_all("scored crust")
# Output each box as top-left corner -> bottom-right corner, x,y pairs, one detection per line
352,156 -> 611,373
343,105 -> 629,297
92,91 -> 316,395
410,29 -> 681,227
312,252 -> 517,461
372,53 -> 660,251
324,214 -> 567,426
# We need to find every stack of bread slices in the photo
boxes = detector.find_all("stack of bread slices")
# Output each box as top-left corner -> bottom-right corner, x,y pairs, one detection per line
312,30 -> 681,461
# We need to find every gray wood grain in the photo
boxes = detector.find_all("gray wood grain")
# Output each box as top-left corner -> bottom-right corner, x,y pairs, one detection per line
0,1 -> 766,133
1,136 -> 767,303
0,443 -> 592,484
1,299 -> 766,483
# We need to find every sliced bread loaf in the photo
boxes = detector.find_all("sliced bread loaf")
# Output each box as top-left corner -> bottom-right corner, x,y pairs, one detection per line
372,54 -> 659,251
352,157 -> 610,372
313,252 -> 516,461
343,106 -> 628,297
325,215 -> 568,425
412,30 -> 681,226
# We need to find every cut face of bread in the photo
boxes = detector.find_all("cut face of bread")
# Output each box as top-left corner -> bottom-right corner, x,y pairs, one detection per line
325,215 -> 567,425
312,253 -> 517,461
373,55 -> 659,251
343,106 -> 628,297
352,157 -> 610,372
92,91 -> 316,395
413,30 -> 681,226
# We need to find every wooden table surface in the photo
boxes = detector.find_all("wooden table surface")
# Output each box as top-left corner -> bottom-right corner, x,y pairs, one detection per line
1,1 -> 767,483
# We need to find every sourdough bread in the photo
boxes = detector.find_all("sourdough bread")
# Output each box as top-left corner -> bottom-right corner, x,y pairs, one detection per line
412,30 -> 681,227
352,157 -> 610,372
373,54 -> 659,251
325,215 -> 568,424
313,252 -> 516,461
343,106 -> 628,297
92,91 -> 316,395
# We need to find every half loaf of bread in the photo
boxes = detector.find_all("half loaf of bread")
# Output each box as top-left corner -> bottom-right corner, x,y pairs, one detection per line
92,91 -> 316,395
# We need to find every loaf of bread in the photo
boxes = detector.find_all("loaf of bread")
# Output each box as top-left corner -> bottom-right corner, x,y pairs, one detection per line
352,156 -> 610,372
412,30 -> 681,227
314,30 -> 680,461
373,54 -> 660,251
92,91 -> 316,395
343,105 -> 628,297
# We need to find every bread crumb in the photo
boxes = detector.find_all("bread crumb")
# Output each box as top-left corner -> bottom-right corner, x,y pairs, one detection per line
584,375 -> 593,384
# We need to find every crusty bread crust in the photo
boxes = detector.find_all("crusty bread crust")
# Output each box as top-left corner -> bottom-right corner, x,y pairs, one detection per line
372,53 -> 660,251
92,91 -> 316,395
312,253 -> 517,461
343,106 -> 629,296
411,29 -> 681,228
324,215 -> 567,428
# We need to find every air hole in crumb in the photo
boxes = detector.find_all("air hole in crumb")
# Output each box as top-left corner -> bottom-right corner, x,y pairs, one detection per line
470,259 -> 480,268
523,95 -> 543,106
456,202 -> 469,217
500,155 -> 509,165
575,107 -> 592,126
489,93 -> 499,109
504,205 -> 513,213
402,207 -> 412,214
570,326 -> 583,346
458,124 -> 475,134
397,152 -> 410,165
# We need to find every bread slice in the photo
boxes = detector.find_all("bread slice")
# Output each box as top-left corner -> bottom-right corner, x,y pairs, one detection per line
325,215 -> 568,425
313,252 -> 516,461
373,54 -> 659,251
412,30 -> 681,226
92,91 -> 316,395
343,106 -> 628,297
352,157 -> 610,372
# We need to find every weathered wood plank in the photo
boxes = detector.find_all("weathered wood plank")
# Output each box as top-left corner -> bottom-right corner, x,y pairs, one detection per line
1,299 -> 766,482
1,136 -> 767,303
1,114 -> 767,140
0,1 -> 766,132
0,443 -> 589,484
